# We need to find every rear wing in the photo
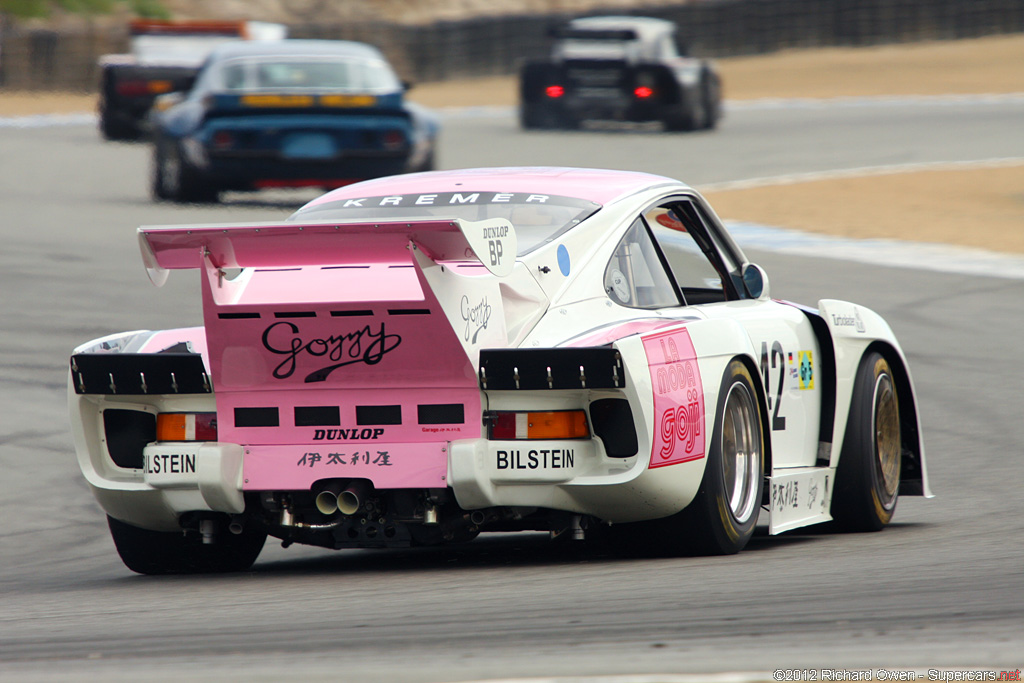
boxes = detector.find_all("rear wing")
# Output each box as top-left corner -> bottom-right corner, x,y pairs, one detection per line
138,217 -> 517,285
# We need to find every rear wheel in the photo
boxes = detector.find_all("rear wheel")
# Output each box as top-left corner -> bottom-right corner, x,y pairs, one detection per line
107,515 -> 266,575
414,150 -> 436,173
678,360 -> 764,554
663,91 -> 706,132
831,352 -> 901,531
99,111 -> 137,141
151,138 -> 218,204
701,69 -> 722,130
611,359 -> 764,556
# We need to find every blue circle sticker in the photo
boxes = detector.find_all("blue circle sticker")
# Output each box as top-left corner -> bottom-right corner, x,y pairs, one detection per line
557,244 -> 571,276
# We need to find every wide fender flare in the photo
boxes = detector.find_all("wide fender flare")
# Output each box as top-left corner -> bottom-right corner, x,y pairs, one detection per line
684,317 -> 772,475
608,317 -> 771,521
817,299 -> 931,498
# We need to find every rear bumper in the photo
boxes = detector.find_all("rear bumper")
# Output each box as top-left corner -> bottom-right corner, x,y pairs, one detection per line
78,434 -> 667,531
530,94 -> 680,123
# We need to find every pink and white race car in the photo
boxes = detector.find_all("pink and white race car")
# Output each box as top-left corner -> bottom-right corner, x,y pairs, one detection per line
68,167 -> 931,574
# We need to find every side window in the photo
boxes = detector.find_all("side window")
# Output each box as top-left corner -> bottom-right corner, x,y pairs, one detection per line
604,217 -> 680,309
646,204 -> 734,304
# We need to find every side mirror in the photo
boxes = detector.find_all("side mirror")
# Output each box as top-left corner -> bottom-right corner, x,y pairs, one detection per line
742,263 -> 770,301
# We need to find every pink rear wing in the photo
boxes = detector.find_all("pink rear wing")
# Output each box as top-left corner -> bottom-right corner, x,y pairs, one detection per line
134,218 -> 518,460
138,217 -> 517,284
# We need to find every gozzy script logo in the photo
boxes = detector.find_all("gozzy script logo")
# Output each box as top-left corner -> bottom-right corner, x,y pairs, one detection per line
261,321 -> 401,383
460,295 -> 492,344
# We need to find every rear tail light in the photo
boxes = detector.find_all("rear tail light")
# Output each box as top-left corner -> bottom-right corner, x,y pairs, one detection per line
115,80 -> 172,96
212,130 -> 234,149
634,86 -> 654,99
488,410 -> 589,440
545,85 -> 565,98
382,129 -> 405,151
156,413 -> 218,442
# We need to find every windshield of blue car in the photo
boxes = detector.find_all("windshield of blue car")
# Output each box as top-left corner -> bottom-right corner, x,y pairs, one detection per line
293,192 -> 601,256
213,56 -> 402,93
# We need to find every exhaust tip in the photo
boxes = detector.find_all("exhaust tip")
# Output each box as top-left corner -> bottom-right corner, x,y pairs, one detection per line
338,480 -> 370,515
338,490 -> 360,515
315,490 -> 339,515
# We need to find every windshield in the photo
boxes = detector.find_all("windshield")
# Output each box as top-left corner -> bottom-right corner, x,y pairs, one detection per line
215,56 -> 401,92
294,192 -> 601,256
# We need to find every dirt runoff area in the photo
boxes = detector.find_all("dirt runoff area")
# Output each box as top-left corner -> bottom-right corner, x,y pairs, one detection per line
2,33 -> 1022,254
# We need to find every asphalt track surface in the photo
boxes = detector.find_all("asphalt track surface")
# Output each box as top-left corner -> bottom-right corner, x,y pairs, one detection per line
1,98 -> 1023,681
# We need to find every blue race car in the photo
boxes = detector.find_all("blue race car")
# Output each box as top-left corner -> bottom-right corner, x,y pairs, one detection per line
149,39 -> 439,203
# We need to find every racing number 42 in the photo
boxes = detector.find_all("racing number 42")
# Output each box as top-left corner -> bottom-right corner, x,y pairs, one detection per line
760,340 -> 787,431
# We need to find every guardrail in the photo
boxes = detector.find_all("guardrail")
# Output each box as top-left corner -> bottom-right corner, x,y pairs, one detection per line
2,0 -> 1023,90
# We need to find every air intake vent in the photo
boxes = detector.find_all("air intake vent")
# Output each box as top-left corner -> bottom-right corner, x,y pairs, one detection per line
294,406 -> 340,426
234,407 -> 280,427
103,409 -> 156,469
356,405 -> 402,425
418,403 -> 465,425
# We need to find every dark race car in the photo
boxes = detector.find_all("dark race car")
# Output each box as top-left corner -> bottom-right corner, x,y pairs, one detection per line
520,16 -> 722,131
97,19 -> 285,141
149,39 -> 439,203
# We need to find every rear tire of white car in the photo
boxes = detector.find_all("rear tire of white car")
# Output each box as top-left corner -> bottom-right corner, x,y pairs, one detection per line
676,359 -> 765,554
611,360 -> 763,556
107,515 -> 266,575
830,351 -> 901,531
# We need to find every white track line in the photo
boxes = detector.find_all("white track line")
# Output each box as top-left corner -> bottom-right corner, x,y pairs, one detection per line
696,158 -> 1024,192
727,92 -> 1024,110
0,112 -> 95,128
724,220 -> 1024,280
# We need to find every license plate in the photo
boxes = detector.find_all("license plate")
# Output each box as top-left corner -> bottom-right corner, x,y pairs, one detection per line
576,87 -> 624,99
282,133 -> 336,160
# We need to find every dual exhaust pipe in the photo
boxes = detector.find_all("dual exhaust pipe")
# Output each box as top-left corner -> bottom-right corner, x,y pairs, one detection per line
315,480 -> 370,516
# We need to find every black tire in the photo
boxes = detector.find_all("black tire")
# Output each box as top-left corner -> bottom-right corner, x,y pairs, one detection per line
99,112 -> 138,141
151,138 -> 218,204
107,515 -> 266,575
701,69 -> 722,130
830,352 -> 901,531
414,150 -> 436,173
519,104 -> 541,129
663,90 -> 705,132
611,359 -> 764,556
151,140 -> 172,201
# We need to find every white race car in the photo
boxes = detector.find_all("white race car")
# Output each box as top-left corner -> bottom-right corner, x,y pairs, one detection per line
69,167 -> 931,574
